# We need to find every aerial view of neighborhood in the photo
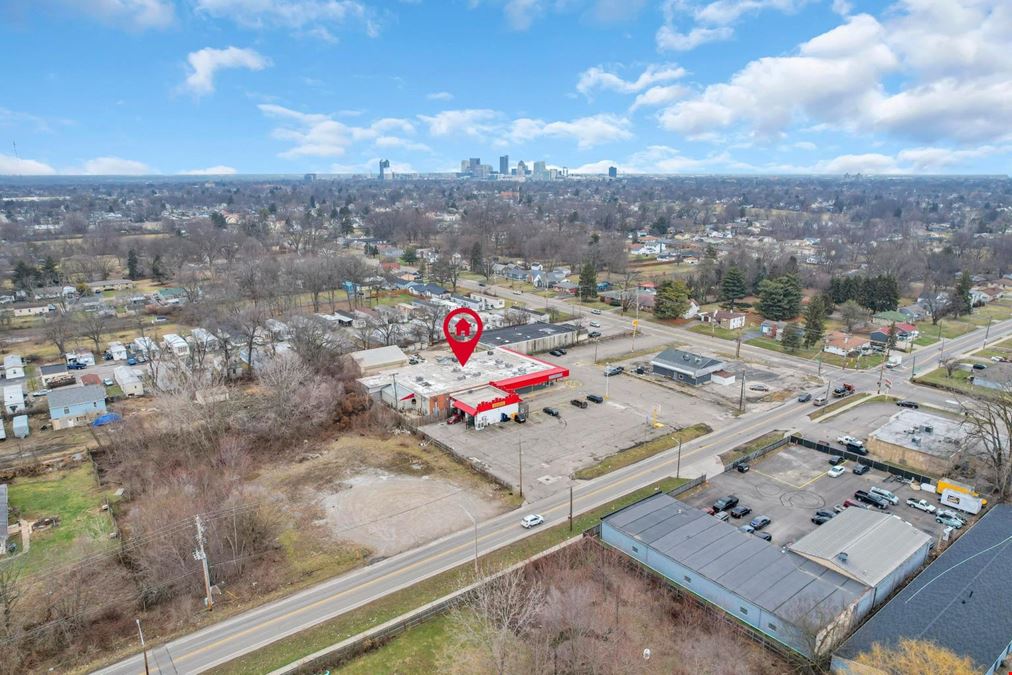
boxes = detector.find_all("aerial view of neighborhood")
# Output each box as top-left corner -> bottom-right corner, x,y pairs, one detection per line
1,1 -> 1010,674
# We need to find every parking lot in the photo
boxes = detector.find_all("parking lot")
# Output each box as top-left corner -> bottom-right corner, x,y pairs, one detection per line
422,333 -> 727,499
804,400 -> 964,449
683,442 -> 966,546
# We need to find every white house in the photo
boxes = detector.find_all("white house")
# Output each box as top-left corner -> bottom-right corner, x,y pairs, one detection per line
681,300 -> 700,320
114,366 -> 144,397
161,334 -> 190,358
132,337 -> 160,358
3,386 -> 25,415
13,304 -> 54,317
2,355 -> 25,380
65,350 -> 96,367
190,328 -> 220,351
470,293 -> 505,310
107,342 -> 129,361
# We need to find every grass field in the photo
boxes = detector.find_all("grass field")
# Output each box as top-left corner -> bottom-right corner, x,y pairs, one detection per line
337,614 -> 452,675
718,430 -> 787,465
689,323 -> 741,341
746,336 -> 887,370
7,464 -> 116,567
574,423 -> 712,480
210,476 -> 688,675
914,366 -> 977,393
808,392 -> 872,420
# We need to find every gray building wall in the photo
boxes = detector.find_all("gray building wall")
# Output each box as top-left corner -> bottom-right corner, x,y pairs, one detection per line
480,331 -> 576,355
602,522 -> 816,657
870,539 -> 931,606
652,363 -> 711,385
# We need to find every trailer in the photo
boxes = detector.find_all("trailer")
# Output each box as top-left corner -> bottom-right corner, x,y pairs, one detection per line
939,489 -> 983,515
12,415 -> 28,439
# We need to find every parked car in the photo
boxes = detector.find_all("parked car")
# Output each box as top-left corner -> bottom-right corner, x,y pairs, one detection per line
67,362 -> 86,370
603,365 -> 624,376
937,509 -> 966,525
896,399 -> 919,409
797,392 -> 812,403
126,357 -> 137,366
513,289 -> 523,295
736,463 -> 750,473
549,349 -> 568,357
634,366 -> 646,374
832,504 -> 846,513
30,390 -> 49,398
855,490 -> 889,509
843,499 -> 865,509
936,514 -> 964,528
588,331 -> 602,338
102,378 -> 114,386
838,435 -> 864,448
713,495 -> 739,512
829,456 -> 845,466
812,514 -> 833,525
815,510 -> 836,520
869,486 -> 899,505
846,442 -> 869,456
906,498 -> 937,513
738,524 -> 755,534
729,505 -> 752,519
828,465 -> 846,478
853,464 -> 871,475
748,515 -> 771,530
813,396 -> 828,406
543,407 -> 560,417
749,383 -> 770,392
447,414 -> 463,425
714,511 -> 730,522
521,514 -> 544,528
570,399 -> 588,409
972,363 -> 987,370
591,309 -> 602,315
589,321 -> 601,328
152,316 -> 168,323
753,531 -> 772,542
586,394 -> 604,404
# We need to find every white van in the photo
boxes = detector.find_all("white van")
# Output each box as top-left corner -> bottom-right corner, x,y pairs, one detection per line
870,486 -> 899,505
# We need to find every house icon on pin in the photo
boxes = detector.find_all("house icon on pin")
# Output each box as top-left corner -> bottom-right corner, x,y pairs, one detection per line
454,317 -> 472,338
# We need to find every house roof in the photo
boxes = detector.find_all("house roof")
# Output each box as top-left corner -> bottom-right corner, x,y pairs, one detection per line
788,508 -> 931,586
349,345 -> 408,370
479,322 -> 576,347
825,331 -> 869,350
835,505 -> 1012,672
47,384 -> 106,409
603,494 -> 869,630
40,363 -> 68,376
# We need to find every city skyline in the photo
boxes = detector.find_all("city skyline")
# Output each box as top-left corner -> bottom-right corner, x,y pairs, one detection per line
1,0 -> 1010,176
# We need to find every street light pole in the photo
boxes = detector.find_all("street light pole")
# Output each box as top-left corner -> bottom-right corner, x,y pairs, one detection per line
676,439 -> 683,478
518,431 -> 523,500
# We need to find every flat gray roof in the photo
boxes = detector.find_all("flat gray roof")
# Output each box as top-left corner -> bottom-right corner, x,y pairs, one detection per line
788,508 -> 931,586
871,409 -> 969,458
47,384 -> 106,409
603,494 -> 868,629
651,348 -> 724,376
836,505 -> 1012,672
479,322 -> 577,346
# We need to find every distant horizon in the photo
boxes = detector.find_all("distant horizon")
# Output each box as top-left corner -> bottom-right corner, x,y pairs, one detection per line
2,1 -> 1009,177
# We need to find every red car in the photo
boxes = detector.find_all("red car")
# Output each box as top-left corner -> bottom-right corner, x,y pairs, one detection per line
447,414 -> 463,425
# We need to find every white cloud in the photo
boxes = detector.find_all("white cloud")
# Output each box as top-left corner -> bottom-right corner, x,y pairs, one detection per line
194,0 -> 379,36
74,156 -> 153,175
182,47 -> 271,96
576,63 -> 686,97
418,109 -> 500,137
792,140 -> 817,150
55,0 -> 174,30
180,165 -> 238,175
259,104 -> 420,158
630,84 -> 688,111
569,159 -> 620,174
0,154 -> 57,175
816,153 -> 899,174
655,24 -> 732,51
572,145 -> 752,173
508,114 -> 632,149
694,0 -> 806,26
588,0 -> 647,24
831,0 -> 852,16
657,1 -> 1012,146
426,91 -> 454,101
504,0 -> 542,30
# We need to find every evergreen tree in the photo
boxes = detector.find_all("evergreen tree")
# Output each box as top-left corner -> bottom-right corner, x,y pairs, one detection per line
758,275 -> 803,320
126,249 -> 140,280
782,323 -> 804,354
803,296 -> 825,348
41,256 -> 59,285
469,241 -> 484,273
654,279 -> 691,319
951,271 -> 973,317
401,246 -> 417,264
210,211 -> 227,228
150,254 -> 166,283
578,262 -> 598,301
886,321 -> 899,351
12,260 -> 37,291
720,266 -> 748,310
781,274 -> 803,318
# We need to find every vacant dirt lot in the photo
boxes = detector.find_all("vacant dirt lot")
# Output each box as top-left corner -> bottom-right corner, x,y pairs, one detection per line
255,433 -> 515,559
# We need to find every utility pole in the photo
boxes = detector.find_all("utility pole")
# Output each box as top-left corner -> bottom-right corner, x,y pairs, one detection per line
568,486 -> 573,532
136,619 -> 150,675
193,516 -> 213,611
910,355 -> 916,381
518,432 -> 523,500
735,331 -> 742,359
391,373 -> 398,411
825,379 -> 832,401
817,351 -> 823,376
939,338 -> 945,367
738,371 -> 746,414
877,357 -> 885,394
676,439 -> 682,478
984,317 -> 993,347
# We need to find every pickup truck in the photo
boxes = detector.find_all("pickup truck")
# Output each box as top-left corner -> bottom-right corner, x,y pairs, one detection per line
832,383 -> 855,398
906,498 -> 936,513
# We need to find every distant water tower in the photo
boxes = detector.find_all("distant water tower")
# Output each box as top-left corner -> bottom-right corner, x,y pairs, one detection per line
379,158 -> 390,180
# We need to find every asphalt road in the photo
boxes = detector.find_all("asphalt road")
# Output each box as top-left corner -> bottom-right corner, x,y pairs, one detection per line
96,286 -> 1012,674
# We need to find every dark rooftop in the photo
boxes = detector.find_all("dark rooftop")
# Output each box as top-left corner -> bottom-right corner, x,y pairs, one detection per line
835,504 -> 1012,671
651,348 -> 725,375
479,321 -> 577,346
40,363 -> 68,376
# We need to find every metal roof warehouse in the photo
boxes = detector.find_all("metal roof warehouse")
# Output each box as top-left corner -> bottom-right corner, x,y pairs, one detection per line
601,493 -> 874,659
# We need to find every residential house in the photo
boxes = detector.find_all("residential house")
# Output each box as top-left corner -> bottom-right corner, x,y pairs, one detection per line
470,293 -> 505,310
161,334 -> 190,358
114,366 -> 144,396
3,386 -> 25,415
898,304 -> 926,321
189,328 -> 220,351
13,304 -> 54,317
39,363 -> 69,386
759,320 -> 786,341
651,349 -> 726,385
869,323 -> 918,347
824,331 -> 871,357
107,341 -> 129,361
47,384 -> 107,429
408,283 -> 450,299
132,337 -> 160,359
65,350 -> 96,367
85,279 -> 134,293
2,355 -> 24,380
682,299 -> 700,320
700,310 -> 746,330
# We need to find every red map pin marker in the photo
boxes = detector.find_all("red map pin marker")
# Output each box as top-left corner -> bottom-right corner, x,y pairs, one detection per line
443,307 -> 484,367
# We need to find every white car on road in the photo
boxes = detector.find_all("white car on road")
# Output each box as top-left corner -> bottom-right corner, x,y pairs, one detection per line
837,435 -> 864,448
827,466 -> 846,478
906,498 -> 936,513
521,514 -> 544,529
589,321 -> 601,327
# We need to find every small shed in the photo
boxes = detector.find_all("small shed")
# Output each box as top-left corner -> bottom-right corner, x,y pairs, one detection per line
114,366 -> 144,397
12,416 -> 29,439
107,341 -> 129,361
2,355 -> 24,380
3,385 -> 25,415
39,363 -> 69,386
711,369 -> 737,386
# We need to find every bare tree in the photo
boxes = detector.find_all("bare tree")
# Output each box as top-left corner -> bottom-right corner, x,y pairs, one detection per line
961,388 -> 1012,501
76,310 -> 106,355
43,313 -> 76,356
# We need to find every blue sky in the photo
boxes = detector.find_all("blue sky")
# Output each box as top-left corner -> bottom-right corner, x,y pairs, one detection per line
1,0 -> 1009,176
